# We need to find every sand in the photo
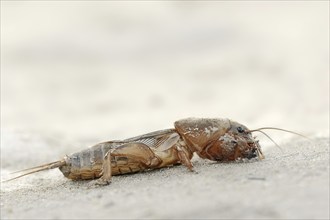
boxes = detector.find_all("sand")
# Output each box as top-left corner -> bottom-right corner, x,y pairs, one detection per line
1,135 -> 329,219
1,1 -> 329,219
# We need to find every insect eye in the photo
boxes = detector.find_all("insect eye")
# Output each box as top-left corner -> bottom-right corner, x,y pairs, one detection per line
237,127 -> 245,133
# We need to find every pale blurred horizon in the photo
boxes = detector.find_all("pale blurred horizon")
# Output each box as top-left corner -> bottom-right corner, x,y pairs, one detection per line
1,1 -> 329,144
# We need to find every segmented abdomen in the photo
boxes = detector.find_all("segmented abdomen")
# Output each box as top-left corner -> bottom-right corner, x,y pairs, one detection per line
60,142 -> 116,180
60,141 -> 181,180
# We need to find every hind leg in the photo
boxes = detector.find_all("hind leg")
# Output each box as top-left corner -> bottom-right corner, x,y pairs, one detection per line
96,150 -> 112,185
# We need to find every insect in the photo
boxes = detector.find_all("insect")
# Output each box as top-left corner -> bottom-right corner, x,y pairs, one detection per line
3,117 -> 305,185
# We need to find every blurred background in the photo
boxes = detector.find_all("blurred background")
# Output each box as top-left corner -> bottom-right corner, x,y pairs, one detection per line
1,1 -> 329,149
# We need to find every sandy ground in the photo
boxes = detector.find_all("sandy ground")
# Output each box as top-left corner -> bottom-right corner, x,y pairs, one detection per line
1,135 -> 329,219
1,1 -> 329,219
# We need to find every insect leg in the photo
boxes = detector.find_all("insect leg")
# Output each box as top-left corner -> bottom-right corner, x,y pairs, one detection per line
111,143 -> 161,171
176,143 -> 194,171
96,150 -> 112,185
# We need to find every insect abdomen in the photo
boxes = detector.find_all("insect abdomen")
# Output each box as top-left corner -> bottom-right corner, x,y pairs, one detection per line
60,143 -> 112,180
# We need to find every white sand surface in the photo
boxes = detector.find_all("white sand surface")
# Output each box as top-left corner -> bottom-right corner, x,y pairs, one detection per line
1,1 -> 329,219
1,136 -> 329,219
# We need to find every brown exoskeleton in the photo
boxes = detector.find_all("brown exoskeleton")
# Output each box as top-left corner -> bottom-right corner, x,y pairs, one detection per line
4,117 -> 304,185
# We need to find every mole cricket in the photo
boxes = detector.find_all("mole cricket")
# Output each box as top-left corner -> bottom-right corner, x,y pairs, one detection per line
3,117 -> 305,185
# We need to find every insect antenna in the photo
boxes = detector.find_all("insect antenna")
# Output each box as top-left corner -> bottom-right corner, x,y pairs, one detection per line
247,127 -> 312,151
248,127 -> 311,140
250,130 -> 284,152
2,159 -> 66,183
